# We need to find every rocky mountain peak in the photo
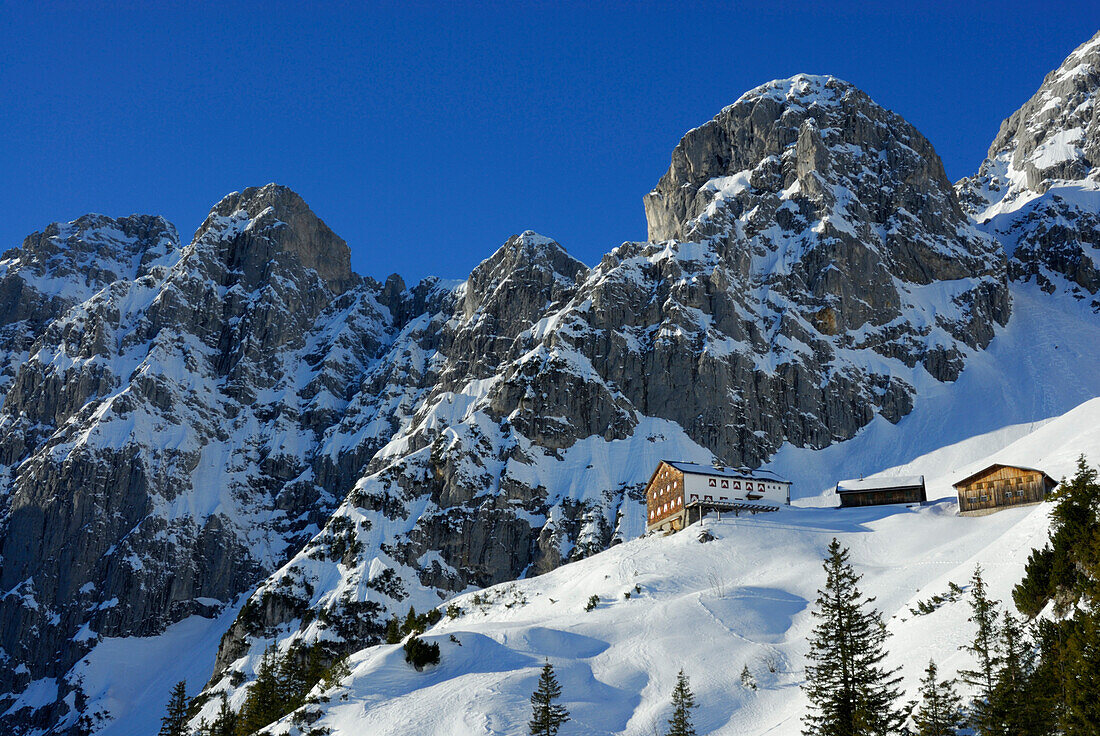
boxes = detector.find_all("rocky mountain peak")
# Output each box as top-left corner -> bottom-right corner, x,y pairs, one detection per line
958,30 -> 1100,307
961,31 -> 1100,218
641,73 -> 1006,383
193,183 -> 356,293
3,213 -> 180,297
643,74 -> 960,246
463,231 -> 588,318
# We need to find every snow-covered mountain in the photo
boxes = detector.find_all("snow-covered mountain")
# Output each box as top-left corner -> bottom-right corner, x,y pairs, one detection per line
0,29 -> 1098,736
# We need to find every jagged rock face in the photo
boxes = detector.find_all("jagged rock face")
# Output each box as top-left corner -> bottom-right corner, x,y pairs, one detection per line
645,74 -> 1008,382
0,186 -> 413,733
0,214 -> 179,403
958,31 -> 1100,308
196,185 -> 357,294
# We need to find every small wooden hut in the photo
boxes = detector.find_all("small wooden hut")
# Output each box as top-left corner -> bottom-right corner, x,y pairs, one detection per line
953,464 -> 1057,515
835,476 -> 926,508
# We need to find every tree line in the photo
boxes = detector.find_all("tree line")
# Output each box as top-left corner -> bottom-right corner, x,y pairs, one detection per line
157,643 -> 350,736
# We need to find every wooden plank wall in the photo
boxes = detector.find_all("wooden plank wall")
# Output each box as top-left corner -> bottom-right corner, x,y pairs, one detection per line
838,488 -> 924,507
956,466 -> 1051,513
647,463 -> 685,529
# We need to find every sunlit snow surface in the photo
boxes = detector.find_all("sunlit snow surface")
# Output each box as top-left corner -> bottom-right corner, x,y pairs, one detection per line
296,501 -> 1055,735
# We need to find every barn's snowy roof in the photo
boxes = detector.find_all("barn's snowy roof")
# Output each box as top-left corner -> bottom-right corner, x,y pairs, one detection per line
835,475 -> 925,493
666,461 -> 790,484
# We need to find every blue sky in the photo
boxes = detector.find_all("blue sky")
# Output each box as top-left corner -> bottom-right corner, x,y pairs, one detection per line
2,2 -> 1098,282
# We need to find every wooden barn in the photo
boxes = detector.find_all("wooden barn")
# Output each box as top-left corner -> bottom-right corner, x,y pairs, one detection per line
644,460 -> 789,533
834,476 -> 926,508
953,464 -> 1057,515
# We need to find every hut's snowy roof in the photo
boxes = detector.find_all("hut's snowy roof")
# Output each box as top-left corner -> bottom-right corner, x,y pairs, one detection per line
666,461 -> 789,484
835,475 -> 925,493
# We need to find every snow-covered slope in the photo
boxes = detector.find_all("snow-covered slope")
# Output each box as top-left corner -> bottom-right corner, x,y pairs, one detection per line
185,275 -> 1098,734
245,394 -> 1099,735
194,74 -> 1021,715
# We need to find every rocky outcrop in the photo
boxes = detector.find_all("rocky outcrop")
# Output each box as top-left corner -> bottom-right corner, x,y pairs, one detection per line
958,31 -> 1100,308
644,74 -> 1008,382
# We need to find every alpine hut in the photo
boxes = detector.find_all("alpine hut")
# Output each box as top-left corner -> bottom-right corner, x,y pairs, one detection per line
834,476 -> 927,508
645,460 -> 789,533
953,464 -> 1057,515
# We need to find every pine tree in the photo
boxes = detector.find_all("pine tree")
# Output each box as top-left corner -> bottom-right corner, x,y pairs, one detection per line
739,664 -> 757,691
528,659 -> 570,736
235,646 -> 284,736
910,660 -> 964,736
1061,609 -> 1100,736
277,647 -> 308,712
801,538 -> 904,736
302,643 -> 328,692
158,680 -> 189,736
665,669 -> 698,736
1015,457 -> 1100,616
1008,456 -> 1100,736
959,566 -> 1001,734
385,614 -> 403,644
208,693 -> 237,736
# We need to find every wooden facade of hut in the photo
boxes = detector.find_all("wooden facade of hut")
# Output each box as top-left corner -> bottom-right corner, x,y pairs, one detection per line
953,464 -> 1057,515
834,476 -> 926,508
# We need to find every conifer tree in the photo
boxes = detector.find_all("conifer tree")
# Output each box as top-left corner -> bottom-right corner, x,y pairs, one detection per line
303,643 -> 328,691
802,538 -> 904,736
665,669 -> 698,736
910,660 -> 964,736
235,646 -> 284,736
528,659 -> 570,736
1061,609 -> 1100,736
739,664 -> 757,691
992,611 -> 1053,736
959,566 -> 1000,734
1003,457 -> 1100,736
158,680 -> 189,736
385,614 -> 403,644
277,647 -> 308,712
208,693 -> 237,736
1015,457 -> 1100,616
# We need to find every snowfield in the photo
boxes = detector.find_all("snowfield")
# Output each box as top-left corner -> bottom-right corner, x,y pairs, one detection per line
78,278 -> 1100,736
290,494 -> 1056,735
249,288 -> 1100,736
